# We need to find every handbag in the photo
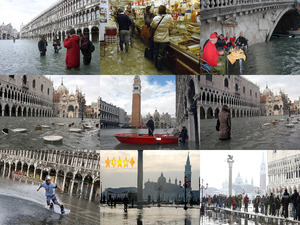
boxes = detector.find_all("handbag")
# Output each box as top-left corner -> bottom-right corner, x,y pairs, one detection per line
144,16 -> 164,59
216,119 -> 220,131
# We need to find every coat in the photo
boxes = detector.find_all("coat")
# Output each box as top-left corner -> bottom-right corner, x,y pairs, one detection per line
202,41 -> 219,67
218,109 -> 231,140
64,35 -> 80,68
150,14 -> 173,43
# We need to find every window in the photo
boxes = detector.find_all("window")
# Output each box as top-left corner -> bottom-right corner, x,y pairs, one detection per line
255,92 -> 257,98
235,84 -> 238,92
9,75 -> 15,79
206,75 -> 212,82
47,88 -> 50,95
243,86 -> 245,94
250,89 -> 252,96
33,79 -> 36,88
41,84 -> 44,92
22,75 -> 27,85
224,78 -> 229,88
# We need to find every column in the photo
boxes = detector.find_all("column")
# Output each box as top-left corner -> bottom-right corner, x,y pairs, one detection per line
9,109 -> 11,117
89,180 -> 95,201
55,173 -> 58,184
62,174 -> 66,192
228,159 -> 234,196
70,174 -> 75,196
1,110 -> 4,116
2,163 -> 6,177
27,167 -> 29,177
89,25 -> 92,41
197,100 -> 201,145
188,111 -> 196,142
21,163 -> 23,173
137,150 -> 143,209
7,163 -> 11,179
80,177 -> 85,198
33,167 -> 36,178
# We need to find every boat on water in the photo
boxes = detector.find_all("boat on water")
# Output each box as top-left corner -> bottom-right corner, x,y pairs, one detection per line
115,133 -> 179,145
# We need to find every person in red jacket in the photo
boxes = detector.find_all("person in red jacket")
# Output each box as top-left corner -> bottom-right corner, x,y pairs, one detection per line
202,33 -> 226,75
224,31 -> 236,50
243,195 -> 249,212
64,29 -> 80,69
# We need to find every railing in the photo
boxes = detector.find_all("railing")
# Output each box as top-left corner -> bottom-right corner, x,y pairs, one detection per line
201,0 -> 294,10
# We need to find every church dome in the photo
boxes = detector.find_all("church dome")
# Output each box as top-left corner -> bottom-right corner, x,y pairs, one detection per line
262,84 -> 273,97
158,172 -> 166,184
57,78 -> 68,96
235,173 -> 243,184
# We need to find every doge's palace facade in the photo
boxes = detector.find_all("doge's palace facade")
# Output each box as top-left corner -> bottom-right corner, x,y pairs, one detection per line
21,0 -> 100,42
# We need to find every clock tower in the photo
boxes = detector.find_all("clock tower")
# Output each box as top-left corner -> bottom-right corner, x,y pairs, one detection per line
131,75 -> 141,127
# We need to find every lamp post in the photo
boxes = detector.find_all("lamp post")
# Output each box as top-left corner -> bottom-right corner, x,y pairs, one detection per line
77,92 -> 86,121
200,178 -> 208,214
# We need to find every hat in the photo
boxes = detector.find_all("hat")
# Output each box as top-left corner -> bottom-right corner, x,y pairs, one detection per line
210,33 -> 217,39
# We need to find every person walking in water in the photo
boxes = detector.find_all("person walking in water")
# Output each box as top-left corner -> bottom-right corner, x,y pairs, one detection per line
116,8 -> 131,53
218,105 -> 231,140
38,35 -> 48,56
179,126 -> 188,143
146,116 -> 155,136
80,34 -> 95,65
64,28 -> 80,69
36,176 -> 65,214
53,36 -> 61,53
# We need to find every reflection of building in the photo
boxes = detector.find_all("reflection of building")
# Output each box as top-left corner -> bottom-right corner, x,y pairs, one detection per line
131,75 -> 141,127
53,79 -> 82,118
176,75 -> 260,143
268,150 -> 300,196
0,150 -> 101,202
0,23 -> 18,39
21,0 -> 100,41
260,85 -> 289,116
260,153 -> 266,193
0,75 -> 53,117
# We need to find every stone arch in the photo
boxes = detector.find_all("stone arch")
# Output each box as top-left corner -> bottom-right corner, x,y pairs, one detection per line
232,108 -> 235,118
200,106 -> 205,119
207,107 -> 213,119
4,104 -> 9,116
215,108 -> 219,118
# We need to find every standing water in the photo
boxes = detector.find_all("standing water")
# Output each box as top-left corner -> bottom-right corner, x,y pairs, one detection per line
229,37 -> 300,75
0,40 -> 100,75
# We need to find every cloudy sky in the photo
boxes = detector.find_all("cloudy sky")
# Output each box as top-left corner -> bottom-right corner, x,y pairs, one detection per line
244,75 -> 300,102
99,75 -> 176,117
200,150 -> 267,190
47,75 -> 100,105
100,150 -> 200,191
0,0 -> 59,31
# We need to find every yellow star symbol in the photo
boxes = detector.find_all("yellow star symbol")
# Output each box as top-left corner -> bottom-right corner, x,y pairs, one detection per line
123,157 -> 129,167
117,157 -> 123,167
111,157 -> 117,167
105,157 -> 111,167
130,157 -> 135,167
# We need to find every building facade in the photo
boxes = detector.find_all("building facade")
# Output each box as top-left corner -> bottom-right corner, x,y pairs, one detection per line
100,98 -> 119,128
131,75 -> 141,127
0,75 -> 53,117
260,85 -> 289,116
21,0 -> 100,42
0,149 -> 100,202
0,23 -> 18,40
176,75 -> 261,143
268,150 -> 300,195
142,110 -> 174,129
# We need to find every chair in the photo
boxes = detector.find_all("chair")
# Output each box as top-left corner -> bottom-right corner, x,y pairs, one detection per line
102,26 -> 119,56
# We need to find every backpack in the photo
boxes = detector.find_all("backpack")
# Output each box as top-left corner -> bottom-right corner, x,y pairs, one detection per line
89,41 -> 95,53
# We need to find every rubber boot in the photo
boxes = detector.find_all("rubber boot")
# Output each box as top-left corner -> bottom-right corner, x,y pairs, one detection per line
125,43 -> 129,53
50,203 -> 54,210
60,204 -> 65,214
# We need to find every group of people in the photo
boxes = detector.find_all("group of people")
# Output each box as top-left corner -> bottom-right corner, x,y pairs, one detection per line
115,5 -> 173,71
201,31 -> 248,75
204,189 -> 300,221
38,28 -> 95,69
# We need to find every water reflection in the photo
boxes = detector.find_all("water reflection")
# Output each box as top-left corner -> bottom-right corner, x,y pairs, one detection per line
0,117 -> 100,150
0,40 -> 100,75
100,36 -> 172,75
100,128 -> 199,150
100,205 -> 199,224
200,115 -> 300,150
229,37 -> 300,75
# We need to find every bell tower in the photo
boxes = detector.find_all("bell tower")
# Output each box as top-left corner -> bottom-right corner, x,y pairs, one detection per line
260,153 -> 266,192
131,75 -> 141,127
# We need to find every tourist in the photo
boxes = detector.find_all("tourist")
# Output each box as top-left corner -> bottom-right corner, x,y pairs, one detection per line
296,194 -> 300,220
130,8 -> 137,37
150,5 -> 173,70
116,8 -> 131,53
281,189 -> 290,218
64,29 -> 80,69
179,126 -> 188,143
143,6 -> 155,60
275,195 -> 281,217
36,176 -> 65,214
80,35 -> 95,65
203,32 -> 218,49
146,116 -> 155,136
38,35 -> 48,56
144,6 -> 155,27
53,36 -> 61,53
290,189 -> 299,220
202,33 -> 225,75
243,194 -> 249,212
218,105 -> 231,140
224,32 -> 236,50
254,196 -> 260,213
269,193 -> 275,216
260,196 -> 265,214
215,34 -> 226,51
235,32 -> 248,49
264,193 -> 269,215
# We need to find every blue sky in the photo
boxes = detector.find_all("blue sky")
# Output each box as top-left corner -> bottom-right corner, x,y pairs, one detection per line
0,0 -> 58,31
100,75 -> 176,117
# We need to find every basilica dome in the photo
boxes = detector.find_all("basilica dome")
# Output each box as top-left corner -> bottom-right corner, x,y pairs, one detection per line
262,84 -> 273,97
158,172 -> 166,184
57,79 -> 68,96
235,173 -> 243,184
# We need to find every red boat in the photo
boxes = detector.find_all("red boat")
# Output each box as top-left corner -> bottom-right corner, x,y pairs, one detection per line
115,133 -> 179,145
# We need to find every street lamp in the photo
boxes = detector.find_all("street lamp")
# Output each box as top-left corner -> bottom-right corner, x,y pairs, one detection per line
77,93 -> 86,121
200,178 -> 208,214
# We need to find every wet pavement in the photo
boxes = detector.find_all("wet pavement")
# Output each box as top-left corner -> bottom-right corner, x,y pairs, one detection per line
229,37 -> 300,75
0,177 -> 99,225
200,115 -> 300,150
0,40 -> 100,75
100,128 -> 199,150
0,117 -> 100,150
100,205 -> 200,224
100,36 -> 173,75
